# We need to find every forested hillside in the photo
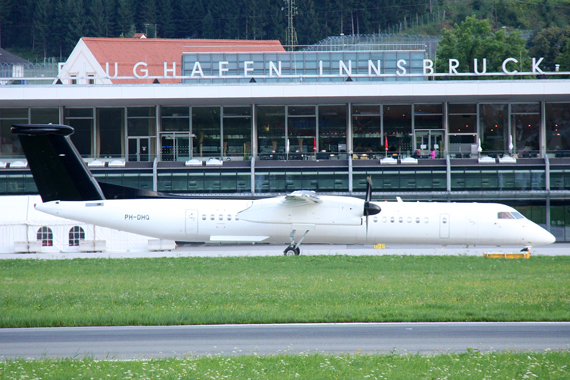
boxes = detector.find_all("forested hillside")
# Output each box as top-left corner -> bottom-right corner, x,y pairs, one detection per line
1,0 -> 569,61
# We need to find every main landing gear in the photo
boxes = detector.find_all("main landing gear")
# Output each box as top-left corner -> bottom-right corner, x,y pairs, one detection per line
283,228 -> 310,256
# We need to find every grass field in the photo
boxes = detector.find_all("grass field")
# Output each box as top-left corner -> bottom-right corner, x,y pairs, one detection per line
1,350 -> 569,379
1,255 -> 569,327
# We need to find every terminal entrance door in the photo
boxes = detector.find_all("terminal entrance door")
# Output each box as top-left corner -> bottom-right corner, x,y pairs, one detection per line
414,130 -> 444,158
161,133 -> 191,161
128,137 -> 151,162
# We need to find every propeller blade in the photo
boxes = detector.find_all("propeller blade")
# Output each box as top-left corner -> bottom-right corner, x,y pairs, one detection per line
365,176 -> 373,203
363,176 -> 381,238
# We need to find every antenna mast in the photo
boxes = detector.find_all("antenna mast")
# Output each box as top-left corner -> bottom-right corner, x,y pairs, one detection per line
284,0 -> 298,51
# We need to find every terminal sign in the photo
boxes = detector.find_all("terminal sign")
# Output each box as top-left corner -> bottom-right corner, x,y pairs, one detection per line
104,57 -> 560,80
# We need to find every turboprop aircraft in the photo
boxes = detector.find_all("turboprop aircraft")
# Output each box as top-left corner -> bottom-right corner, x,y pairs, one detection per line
12,124 -> 555,255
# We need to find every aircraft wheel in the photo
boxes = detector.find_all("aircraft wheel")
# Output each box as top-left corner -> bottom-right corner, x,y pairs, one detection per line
283,246 -> 300,256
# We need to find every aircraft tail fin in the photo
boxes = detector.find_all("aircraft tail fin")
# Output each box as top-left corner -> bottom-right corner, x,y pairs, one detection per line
12,124 -> 106,202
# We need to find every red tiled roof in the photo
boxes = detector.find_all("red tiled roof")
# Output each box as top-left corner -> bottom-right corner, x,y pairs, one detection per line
82,37 -> 285,84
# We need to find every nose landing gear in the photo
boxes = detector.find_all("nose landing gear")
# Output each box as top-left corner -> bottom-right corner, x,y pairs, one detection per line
283,246 -> 301,256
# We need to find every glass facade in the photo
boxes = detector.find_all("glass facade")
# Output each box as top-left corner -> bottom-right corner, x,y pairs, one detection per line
257,106 -> 286,159
352,105 -> 381,156
384,105 -> 413,158
318,105 -> 347,155
97,108 -> 124,159
479,104 -> 508,157
3,101 -> 570,162
448,104 -> 477,158
223,106 -> 252,159
2,102 -> 570,241
182,51 -> 427,84
288,106 -> 316,157
64,108 -> 94,156
193,107 -> 221,158
0,108 -> 28,158
512,103 -> 540,158
546,102 -> 570,157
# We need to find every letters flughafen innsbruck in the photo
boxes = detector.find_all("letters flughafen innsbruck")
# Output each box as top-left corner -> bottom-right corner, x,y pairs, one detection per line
102,57 -> 561,80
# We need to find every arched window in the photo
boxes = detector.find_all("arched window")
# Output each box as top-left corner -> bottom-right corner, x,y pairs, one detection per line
68,226 -> 85,246
37,226 -> 53,247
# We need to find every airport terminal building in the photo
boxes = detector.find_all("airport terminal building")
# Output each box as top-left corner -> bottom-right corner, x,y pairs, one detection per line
1,36 -> 570,242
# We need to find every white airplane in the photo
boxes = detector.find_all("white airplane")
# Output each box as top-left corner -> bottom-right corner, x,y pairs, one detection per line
12,124 -> 555,255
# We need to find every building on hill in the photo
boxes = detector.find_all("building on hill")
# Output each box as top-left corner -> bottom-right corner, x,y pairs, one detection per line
1,36 -> 570,242
0,48 -> 30,85
57,37 -> 285,85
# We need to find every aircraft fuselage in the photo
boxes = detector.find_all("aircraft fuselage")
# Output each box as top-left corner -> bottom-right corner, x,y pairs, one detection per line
35,198 -> 555,247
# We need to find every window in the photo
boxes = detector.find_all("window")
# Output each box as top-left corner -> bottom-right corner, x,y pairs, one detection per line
257,106 -> 286,158
64,108 -> 94,156
498,212 -> 515,219
511,103 -> 540,157
69,226 -> 85,246
37,226 -> 53,247
352,105 -> 381,155
319,105 -> 347,154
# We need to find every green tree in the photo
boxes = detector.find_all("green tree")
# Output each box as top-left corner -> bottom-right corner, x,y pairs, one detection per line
297,0 -> 320,45
0,0 -> 15,48
558,38 -> 570,72
32,0 -> 51,57
103,0 -> 118,37
202,10 -> 215,39
87,0 -> 106,37
136,0 -> 157,36
117,0 -> 135,36
436,16 -> 528,78
53,0 -> 68,59
175,0 -> 205,39
528,26 -> 570,72
66,0 -> 86,54
156,0 -> 174,38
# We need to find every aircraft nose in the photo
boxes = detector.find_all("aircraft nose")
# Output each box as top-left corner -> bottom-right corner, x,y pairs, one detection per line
534,227 -> 556,246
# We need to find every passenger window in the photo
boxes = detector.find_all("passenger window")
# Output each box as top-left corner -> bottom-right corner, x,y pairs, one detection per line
415,217 -> 420,223
210,214 -> 215,220
219,214 -> 223,221
398,217 -> 403,223
373,216 -> 378,223
382,216 -> 387,223
202,214 -> 206,220
442,217 -> 448,224
227,215 -> 232,221
424,217 -> 429,223
406,217 -> 411,223
390,216 -> 395,223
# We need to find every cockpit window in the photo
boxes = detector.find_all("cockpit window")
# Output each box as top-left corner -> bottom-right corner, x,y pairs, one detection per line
498,212 -> 515,219
498,211 -> 525,219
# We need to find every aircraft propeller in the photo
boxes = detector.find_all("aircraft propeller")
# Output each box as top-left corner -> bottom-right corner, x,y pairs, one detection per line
363,177 -> 381,237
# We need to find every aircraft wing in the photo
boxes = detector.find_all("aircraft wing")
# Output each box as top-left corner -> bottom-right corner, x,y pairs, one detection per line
237,192 -> 365,226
